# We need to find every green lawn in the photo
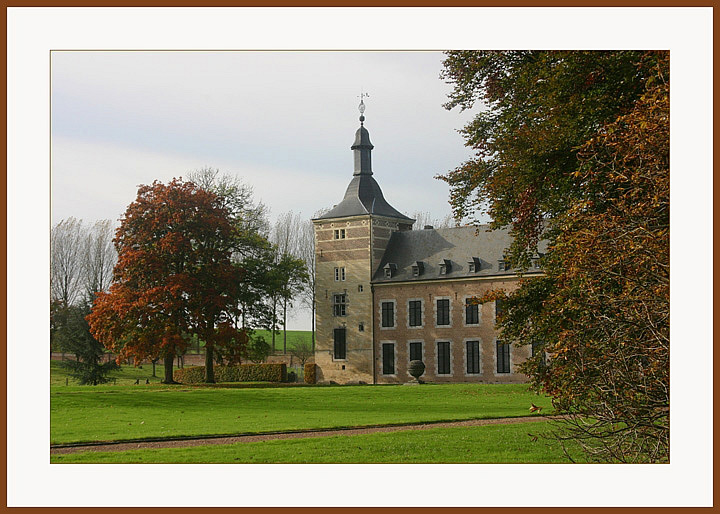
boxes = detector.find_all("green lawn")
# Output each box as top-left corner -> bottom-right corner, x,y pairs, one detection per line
51,380 -> 551,445
51,421 -> 581,464
51,359 -> 179,387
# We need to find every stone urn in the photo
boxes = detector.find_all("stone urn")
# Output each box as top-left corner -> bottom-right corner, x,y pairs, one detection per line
408,360 -> 425,384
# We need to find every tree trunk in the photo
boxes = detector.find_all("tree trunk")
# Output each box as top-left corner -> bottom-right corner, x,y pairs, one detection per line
162,352 -> 176,384
283,297 -> 288,354
205,345 -> 216,383
152,358 -> 157,377
271,297 -> 277,352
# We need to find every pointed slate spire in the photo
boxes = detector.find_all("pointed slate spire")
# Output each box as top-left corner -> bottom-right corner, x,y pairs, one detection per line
351,96 -> 374,176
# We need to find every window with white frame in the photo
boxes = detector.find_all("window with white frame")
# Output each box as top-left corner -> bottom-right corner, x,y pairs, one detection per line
333,294 -> 347,316
334,267 -> 346,281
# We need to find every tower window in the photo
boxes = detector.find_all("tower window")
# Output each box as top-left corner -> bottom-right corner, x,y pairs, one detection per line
382,343 -> 395,375
333,294 -> 347,316
333,328 -> 346,360
334,267 -> 346,281
358,284 -> 363,292
334,229 -> 346,240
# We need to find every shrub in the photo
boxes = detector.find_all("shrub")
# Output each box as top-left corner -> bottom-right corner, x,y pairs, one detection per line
174,363 -> 287,384
304,363 -> 316,384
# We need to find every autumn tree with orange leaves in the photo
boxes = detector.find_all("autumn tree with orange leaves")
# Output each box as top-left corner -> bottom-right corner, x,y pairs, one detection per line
87,179 -> 246,384
441,51 -> 669,462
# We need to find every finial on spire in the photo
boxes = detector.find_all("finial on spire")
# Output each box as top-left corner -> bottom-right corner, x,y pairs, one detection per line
358,91 -> 369,124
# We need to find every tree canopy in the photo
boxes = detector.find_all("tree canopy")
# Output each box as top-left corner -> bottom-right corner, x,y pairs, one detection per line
441,51 -> 669,462
87,179 -> 245,383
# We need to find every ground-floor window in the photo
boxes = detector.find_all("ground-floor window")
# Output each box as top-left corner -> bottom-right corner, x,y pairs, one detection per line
496,340 -> 510,373
382,343 -> 395,375
333,328 -> 346,359
466,340 -> 480,374
437,341 -> 451,375
409,341 -> 422,362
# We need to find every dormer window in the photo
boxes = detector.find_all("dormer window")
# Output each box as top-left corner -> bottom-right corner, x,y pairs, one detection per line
383,263 -> 397,278
439,259 -> 452,275
498,256 -> 508,271
467,257 -> 481,273
411,261 -> 424,277
532,253 -> 544,269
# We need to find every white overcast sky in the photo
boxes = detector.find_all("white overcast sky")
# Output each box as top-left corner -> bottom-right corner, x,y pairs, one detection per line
51,51 -> 476,227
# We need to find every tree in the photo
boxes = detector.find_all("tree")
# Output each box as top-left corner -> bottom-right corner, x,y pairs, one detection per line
187,167 -> 287,379
439,50 -> 663,266
188,167 -> 269,236
288,339 -> 314,367
51,217 -> 85,308
296,218 -> 317,350
87,179 -> 242,384
441,51 -> 669,462
409,211 -> 455,230
244,334 -> 272,364
57,302 -> 119,385
270,211 -> 308,353
81,219 -> 117,302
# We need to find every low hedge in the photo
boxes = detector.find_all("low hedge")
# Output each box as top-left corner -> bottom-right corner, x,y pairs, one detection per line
304,363 -> 316,384
174,363 -> 287,384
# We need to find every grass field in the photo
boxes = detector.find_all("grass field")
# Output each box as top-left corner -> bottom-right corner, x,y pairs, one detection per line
51,420 -> 581,464
51,375 -> 551,445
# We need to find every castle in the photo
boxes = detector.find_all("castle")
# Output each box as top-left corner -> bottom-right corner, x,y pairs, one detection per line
312,102 -> 543,384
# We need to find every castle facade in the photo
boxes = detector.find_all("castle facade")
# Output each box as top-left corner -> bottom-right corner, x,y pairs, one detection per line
312,108 -> 542,384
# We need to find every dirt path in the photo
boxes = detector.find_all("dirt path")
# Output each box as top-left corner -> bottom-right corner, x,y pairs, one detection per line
51,415 -> 559,455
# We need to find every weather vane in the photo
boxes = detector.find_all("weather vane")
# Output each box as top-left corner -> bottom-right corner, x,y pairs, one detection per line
358,91 -> 369,124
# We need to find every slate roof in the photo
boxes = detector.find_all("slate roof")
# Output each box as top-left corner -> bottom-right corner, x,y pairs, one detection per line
315,121 -> 412,221
371,225 -> 547,283
316,174 -> 413,221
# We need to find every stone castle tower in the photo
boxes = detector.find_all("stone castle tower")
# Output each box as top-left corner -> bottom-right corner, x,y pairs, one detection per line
312,100 -> 414,383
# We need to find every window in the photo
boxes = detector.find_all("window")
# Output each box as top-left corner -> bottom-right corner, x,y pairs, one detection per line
411,261 -> 424,277
333,328 -> 346,359
465,299 -> 479,325
381,301 -> 395,328
383,263 -> 396,278
408,300 -> 422,327
333,294 -> 347,316
497,341 -> 510,373
436,299 -> 450,326
358,323 -> 364,332
498,260 -> 506,271
495,299 -> 505,321
409,342 -> 423,362
358,284 -> 363,292
466,341 -> 480,374
334,229 -> 346,239
382,343 -> 395,375
437,341 -> 451,375
439,259 -> 451,275
334,267 -> 345,281
467,257 -> 480,273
